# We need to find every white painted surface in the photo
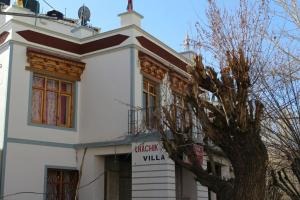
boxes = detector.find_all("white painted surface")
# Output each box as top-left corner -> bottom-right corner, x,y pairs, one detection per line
77,151 -> 105,200
0,45 -> 10,149
119,11 -> 143,28
132,142 -> 176,200
80,49 -> 131,143
4,142 -> 77,200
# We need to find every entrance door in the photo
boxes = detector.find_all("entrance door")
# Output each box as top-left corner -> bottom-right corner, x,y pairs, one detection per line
105,155 -> 132,200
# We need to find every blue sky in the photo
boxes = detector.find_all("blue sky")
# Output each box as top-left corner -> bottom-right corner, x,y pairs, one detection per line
37,0 -> 211,52
36,0 -> 279,52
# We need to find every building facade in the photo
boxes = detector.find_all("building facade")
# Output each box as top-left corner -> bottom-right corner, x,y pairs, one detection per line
0,4 -> 231,200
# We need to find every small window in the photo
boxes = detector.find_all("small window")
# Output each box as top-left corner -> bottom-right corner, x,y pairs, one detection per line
31,74 -> 74,128
46,168 -> 78,200
142,79 -> 158,129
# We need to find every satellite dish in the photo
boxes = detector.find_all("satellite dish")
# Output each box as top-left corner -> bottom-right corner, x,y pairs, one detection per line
78,5 -> 90,26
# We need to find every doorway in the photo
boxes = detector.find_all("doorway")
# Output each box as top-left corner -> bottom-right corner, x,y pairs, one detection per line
105,154 -> 132,200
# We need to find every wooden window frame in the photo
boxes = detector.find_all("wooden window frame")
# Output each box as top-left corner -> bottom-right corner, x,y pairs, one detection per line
46,168 -> 78,200
143,78 -> 159,129
31,73 -> 74,128
143,79 -> 158,108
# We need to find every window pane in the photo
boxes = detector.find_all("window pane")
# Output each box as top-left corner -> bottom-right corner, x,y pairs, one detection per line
59,95 -> 71,126
46,170 -> 60,200
63,171 -> 78,200
149,95 -> 156,108
47,79 -> 58,91
32,76 -> 45,88
45,92 -> 57,125
31,89 -> 43,122
46,169 -> 78,200
61,82 -> 72,94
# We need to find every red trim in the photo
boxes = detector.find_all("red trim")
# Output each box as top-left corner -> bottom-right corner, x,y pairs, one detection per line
17,30 -> 129,55
0,31 -> 9,45
136,36 -> 187,71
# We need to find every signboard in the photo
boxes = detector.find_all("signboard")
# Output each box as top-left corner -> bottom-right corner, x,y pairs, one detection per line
132,142 -> 170,165
193,144 -> 204,166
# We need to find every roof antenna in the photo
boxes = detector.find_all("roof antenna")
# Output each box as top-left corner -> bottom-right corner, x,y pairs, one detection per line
183,33 -> 191,51
127,0 -> 133,12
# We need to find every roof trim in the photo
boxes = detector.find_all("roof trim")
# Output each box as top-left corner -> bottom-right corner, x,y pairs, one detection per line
136,36 -> 188,72
17,30 -> 129,55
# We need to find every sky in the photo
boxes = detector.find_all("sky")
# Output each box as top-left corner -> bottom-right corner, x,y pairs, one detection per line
36,0 -> 212,52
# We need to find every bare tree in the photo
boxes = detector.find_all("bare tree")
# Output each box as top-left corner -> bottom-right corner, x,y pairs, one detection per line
258,1 -> 300,199
272,0 -> 300,64
261,58 -> 300,200
156,1 -> 270,199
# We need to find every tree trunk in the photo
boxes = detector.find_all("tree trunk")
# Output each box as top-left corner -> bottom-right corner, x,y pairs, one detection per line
230,135 -> 268,200
233,160 -> 267,200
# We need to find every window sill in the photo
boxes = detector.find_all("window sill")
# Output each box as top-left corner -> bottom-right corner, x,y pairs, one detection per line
27,122 -> 77,132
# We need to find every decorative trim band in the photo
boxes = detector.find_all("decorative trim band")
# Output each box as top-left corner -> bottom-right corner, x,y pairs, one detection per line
7,138 -> 75,148
169,72 -> 188,94
26,48 -> 86,81
139,52 -> 168,81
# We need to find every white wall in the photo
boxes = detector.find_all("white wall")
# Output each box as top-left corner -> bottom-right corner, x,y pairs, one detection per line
80,48 -> 131,143
7,43 -> 79,144
4,143 -> 77,200
0,45 -> 11,149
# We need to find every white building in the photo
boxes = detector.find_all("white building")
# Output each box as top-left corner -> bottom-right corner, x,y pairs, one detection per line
0,3 -> 231,200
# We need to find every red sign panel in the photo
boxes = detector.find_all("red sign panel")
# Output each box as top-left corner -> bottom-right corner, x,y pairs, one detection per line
193,144 -> 204,166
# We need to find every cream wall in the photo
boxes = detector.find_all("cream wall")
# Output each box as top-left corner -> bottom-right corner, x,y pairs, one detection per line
4,143 -> 76,200
80,48 -> 132,143
0,45 -> 10,149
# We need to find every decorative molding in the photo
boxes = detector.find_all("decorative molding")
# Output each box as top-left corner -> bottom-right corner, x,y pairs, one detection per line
170,72 -> 188,94
139,52 -> 167,81
26,49 -> 85,81
0,31 -> 9,45
136,36 -> 188,72
17,30 -> 129,55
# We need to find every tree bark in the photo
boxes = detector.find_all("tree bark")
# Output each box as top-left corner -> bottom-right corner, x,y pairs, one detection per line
230,134 -> 268,200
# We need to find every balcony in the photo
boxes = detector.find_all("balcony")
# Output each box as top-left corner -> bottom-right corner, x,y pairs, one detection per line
128,107 -> 158,135
128,107 -> 204,143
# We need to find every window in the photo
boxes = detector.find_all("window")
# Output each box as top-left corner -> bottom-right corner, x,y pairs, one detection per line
31,74 -> 74,128
142,79 -> 158,129
46,168 -> 78,200
173,92 -> 184,131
